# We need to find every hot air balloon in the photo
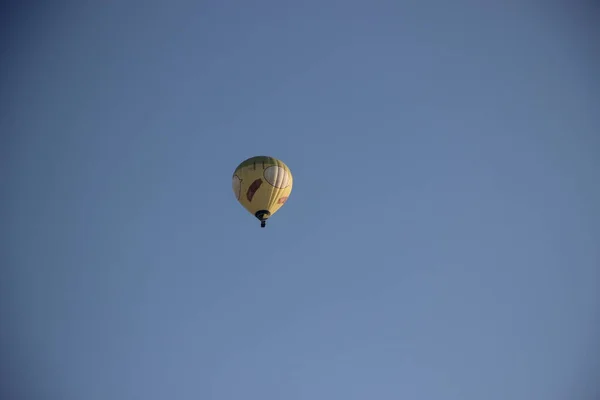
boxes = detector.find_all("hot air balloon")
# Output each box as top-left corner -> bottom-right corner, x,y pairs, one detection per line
232,156 -> 293,228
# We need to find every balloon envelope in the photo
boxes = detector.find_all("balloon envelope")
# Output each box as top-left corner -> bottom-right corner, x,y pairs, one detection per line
232,156 -> 293,227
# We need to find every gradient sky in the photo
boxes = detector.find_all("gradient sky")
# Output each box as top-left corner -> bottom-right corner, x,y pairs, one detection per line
2,2 -> 599,399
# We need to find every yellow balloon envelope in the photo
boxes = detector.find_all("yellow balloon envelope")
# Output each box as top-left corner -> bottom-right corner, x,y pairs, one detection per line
232,156 -> 293,227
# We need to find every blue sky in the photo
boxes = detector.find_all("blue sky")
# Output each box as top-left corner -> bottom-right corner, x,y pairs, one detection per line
2,2 -> 599,399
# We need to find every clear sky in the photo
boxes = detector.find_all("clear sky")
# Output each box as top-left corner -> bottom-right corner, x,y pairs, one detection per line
2,2 -> 599,399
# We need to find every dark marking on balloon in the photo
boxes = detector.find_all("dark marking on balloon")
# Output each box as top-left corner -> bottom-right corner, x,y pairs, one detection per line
232,175 -> 243,200
247,179 -> 263,202
277,196 -> 288,204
